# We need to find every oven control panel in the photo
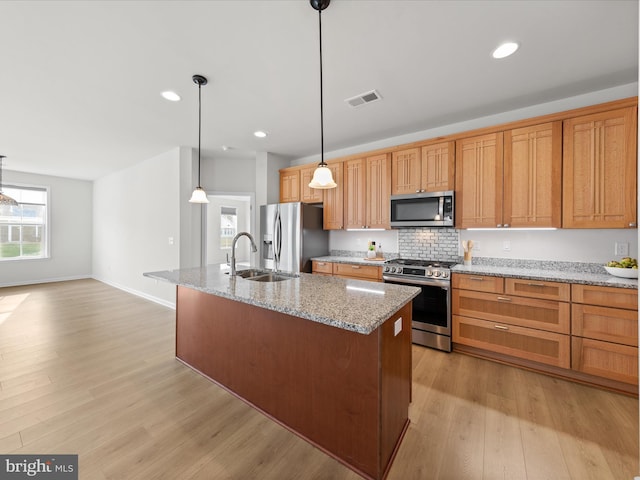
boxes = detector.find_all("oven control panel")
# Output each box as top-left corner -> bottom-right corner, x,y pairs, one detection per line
383,266 -> 449,278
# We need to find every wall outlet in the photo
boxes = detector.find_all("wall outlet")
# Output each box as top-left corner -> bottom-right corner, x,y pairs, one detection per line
502,240 -> 511,251
615,242 -> 629,256
394,317 -> 402,336
168,236 -> 174,245
472,241 -> 480,251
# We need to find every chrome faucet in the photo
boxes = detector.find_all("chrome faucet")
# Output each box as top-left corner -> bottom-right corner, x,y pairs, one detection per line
230,232 -> 258,276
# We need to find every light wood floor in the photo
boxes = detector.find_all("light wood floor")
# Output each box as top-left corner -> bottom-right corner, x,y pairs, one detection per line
0,279 -> 637,480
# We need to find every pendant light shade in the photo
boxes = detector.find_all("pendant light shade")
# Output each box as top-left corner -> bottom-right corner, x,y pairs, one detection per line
189,74 -> 210,204
309,0 -> 336,190
0,156 -> 18,206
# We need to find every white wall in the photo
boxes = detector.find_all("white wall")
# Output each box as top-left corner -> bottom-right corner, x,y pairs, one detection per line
92,148 -> 182,306
0,171 -> 92,286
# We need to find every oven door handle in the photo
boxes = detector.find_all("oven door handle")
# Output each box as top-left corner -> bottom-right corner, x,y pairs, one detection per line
383,275 -> 450,289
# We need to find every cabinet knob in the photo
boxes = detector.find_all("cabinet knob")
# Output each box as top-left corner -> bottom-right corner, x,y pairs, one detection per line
496,224 -> 502,228
503,223 -> 510,228
416,189 -> 421,193
629,222 -> 637,227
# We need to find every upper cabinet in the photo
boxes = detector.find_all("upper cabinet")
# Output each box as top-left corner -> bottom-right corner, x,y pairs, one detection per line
455,132 -> 504,228
323,162 -> 344,230
279,167 -> 300,203
504,122 -> 562,228
391,142 -> 454,195
344,153 -> 392,229
300,166 -> 323,203
456,123 -> 563,229
563,106 -> 637,228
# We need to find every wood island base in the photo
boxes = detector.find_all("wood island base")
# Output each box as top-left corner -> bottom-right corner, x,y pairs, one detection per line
175,286 -> 413,480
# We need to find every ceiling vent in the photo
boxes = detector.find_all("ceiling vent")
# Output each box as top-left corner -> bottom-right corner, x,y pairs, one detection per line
344,89 -> 382,108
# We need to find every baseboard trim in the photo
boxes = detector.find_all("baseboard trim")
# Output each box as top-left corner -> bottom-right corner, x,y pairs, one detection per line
92,277 -> 176,310
0,274 -> 92,288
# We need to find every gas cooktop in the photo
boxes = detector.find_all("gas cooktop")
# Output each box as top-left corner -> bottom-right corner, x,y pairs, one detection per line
384,258 -> 457,269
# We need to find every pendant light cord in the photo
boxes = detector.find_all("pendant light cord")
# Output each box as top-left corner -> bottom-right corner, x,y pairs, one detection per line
0,156 -> 4,192
197,82 -> 202,188
318,6 -> 325,167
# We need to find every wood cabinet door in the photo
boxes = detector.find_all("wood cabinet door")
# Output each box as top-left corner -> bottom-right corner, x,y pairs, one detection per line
279,169 -> 300,203
572,337 -> 638,385
504,122 -> 562,227
421,141 -> 455,192
300,166 -> 323,203
323,162 -> 344,230
366,153 -> 392,229
391,148 -> 421,195
563,106 -> 637,228
344,158 -> 366,229
455,132 -> 504,228
453,315 -> 570,368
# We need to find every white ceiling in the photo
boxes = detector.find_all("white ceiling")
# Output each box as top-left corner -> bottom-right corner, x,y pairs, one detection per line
1,0 -> 637,181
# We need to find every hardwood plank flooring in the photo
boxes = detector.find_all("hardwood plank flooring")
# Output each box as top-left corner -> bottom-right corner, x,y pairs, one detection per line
0,279 -> 637,479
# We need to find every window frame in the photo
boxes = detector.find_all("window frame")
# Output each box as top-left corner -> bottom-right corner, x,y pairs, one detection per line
0,183 -> 50,262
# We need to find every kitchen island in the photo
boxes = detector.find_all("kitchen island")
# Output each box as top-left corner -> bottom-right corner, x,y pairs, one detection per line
144,265 -> 420,480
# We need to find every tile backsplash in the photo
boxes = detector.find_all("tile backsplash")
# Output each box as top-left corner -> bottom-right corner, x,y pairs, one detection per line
398,227 -> 460,261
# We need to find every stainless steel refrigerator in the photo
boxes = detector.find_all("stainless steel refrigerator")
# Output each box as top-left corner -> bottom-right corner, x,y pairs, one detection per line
259,202 -> 329,274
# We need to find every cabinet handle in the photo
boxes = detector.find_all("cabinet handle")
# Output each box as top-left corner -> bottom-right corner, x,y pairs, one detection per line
352,265 -> 361,269
496,224 -> 502,228
496,296 -> 512,302
416,189 -> 421,193
526,282 -> 545,287
494,325 -> 509,331
469,276 -> 485,281
317,262 -> 325,266
503,223 -> 510,228
629,222 -> 637,227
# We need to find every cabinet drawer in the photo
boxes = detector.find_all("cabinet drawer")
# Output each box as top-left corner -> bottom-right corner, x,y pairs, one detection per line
452,274 -> 504,293
312,260 -> 333,274
505,278 -> 570,301
453,315 -> 570,368
452,289 -> 570,334
572,284 -> 638,310
572,337 -> 638,385
572,304 -> 638,347
333,263 -> 381,281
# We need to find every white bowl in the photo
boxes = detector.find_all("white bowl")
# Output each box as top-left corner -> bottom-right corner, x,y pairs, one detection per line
604,266 -> 639,278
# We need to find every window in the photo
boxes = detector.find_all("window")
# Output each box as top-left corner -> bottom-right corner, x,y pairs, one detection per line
0,185 -> 48,260
220,206 -> 237,249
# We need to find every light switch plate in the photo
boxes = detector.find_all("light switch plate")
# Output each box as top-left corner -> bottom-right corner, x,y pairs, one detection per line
394,318 -> 402,336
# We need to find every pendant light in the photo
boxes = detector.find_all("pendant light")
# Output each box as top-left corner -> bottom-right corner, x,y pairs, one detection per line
189,74 -> 210,204
0,156 -> 18,206
308,0 -> 337,189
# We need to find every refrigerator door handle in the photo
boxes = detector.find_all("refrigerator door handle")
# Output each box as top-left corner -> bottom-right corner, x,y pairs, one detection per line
274,209 -> 282,270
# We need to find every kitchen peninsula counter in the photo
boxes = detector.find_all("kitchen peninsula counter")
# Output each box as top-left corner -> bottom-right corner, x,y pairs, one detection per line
144,265 -> 419,480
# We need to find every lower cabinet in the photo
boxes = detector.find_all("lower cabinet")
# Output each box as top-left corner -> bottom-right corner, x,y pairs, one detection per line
452,273 -> 638,394
453,315 -> 570,368
312,260 -> 382,282
571,284 -> 638,387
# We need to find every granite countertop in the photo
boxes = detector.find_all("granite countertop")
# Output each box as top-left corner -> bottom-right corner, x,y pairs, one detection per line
452,264 -> 638,289
312,256 -> 387,266
144,264 -> 420,335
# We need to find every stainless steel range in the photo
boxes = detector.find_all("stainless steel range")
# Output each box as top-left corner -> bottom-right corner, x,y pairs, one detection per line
382,258 -> 455,352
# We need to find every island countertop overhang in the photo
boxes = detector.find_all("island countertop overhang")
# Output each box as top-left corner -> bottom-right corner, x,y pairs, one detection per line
144,264 -> 420,335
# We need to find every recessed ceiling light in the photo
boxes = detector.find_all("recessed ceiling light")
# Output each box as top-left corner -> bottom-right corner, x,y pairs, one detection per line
161,91 -> 181,101
254,131 -> 267,138
492,42 -> 519,59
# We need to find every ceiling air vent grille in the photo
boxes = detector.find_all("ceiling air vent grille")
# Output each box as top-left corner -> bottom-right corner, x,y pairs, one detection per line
345,89 -> 382,108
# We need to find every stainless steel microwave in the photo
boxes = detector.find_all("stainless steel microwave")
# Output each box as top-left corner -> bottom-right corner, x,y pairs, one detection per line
390,190 -> 454,227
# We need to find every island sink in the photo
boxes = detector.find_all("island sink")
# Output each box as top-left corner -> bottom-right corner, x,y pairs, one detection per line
226,268 -> 298,282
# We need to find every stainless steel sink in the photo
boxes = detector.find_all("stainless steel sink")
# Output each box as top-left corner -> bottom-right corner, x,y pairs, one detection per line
227,269 -> 297,282
233,268 -> 270,279
246,272 -> 298,282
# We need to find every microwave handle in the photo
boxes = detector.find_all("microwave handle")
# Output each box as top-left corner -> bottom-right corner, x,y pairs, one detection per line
438,196 -> 444,220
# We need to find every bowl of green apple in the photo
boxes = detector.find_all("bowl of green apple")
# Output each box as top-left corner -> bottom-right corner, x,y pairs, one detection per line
604,257 -> 638,278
